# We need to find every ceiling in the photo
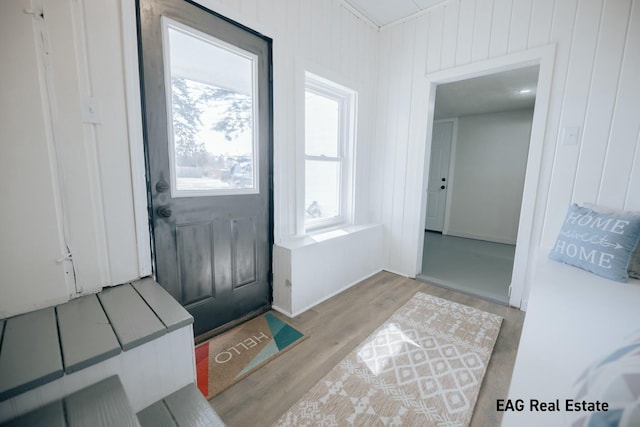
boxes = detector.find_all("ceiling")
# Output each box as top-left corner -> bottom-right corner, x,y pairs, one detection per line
434,66 -> 540,119
344,0 -> 448,27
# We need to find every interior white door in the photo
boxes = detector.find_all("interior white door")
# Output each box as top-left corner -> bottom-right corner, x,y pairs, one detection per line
425,121 -> 453,232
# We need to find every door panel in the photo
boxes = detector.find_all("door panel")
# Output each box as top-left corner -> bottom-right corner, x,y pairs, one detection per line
176,221 -> 214,305
231,217 -> 257,288
426,121 -> 453,232
138,0 -> 272,336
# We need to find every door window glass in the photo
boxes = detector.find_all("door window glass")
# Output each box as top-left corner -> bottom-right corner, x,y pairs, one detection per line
163,18 -> 258,195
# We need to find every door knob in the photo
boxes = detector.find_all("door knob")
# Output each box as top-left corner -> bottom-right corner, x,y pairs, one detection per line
156,179 -> 170,193
156,206 -> 172,218
440,185 -> 446,190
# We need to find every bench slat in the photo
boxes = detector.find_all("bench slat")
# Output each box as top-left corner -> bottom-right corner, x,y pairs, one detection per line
137,400 -> 177,427
98,285 -> 166,351
65,376 -> 139,427
132,278 -> 193,332
56,295 -> 121,373
0,308 -> 63,401
0,399 -> 66,427
164,384 -> 225,427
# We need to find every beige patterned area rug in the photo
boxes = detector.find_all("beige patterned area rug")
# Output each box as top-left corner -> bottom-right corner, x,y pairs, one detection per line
274,292 -> 502,427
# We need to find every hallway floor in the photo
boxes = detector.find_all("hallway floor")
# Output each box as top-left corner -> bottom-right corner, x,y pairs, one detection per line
417,231 -> 515,304
210,271 -> 525,427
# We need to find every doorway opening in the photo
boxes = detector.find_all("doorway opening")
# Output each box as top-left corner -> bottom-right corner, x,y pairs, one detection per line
417,65 -> 540,305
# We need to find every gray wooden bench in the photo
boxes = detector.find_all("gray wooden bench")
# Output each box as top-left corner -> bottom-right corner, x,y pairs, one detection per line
0,278 -> 192,401
0,278 -> 224,427
0,376 -> 224,427
137,383 -> 225,427
0,278 -> 224,425
1,376 -> 139,427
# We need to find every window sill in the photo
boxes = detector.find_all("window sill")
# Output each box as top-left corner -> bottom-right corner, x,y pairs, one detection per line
278,224 -> 382,250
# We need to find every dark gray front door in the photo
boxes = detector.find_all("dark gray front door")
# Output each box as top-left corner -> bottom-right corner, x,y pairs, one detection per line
138,0 -> 272,336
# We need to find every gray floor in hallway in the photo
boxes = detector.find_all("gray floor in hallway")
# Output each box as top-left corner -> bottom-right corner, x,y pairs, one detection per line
418,231 -> 516,304
210,271 -> 525,427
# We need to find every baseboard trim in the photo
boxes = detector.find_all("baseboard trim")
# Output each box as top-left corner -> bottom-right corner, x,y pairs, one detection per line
271,305 -> 294,318
445,231 -> 516,245
382,268 -> 411,278
288,269 -> 383,318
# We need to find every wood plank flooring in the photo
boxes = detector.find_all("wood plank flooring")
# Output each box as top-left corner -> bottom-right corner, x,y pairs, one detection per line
209,271 -> 525,427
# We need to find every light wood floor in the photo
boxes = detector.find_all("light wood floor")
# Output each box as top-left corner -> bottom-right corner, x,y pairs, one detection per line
209,271 -> 525,426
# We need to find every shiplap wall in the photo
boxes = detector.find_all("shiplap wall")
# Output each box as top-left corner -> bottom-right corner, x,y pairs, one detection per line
1,0 -> 381,318
196,0 -> 380,240
1,1 -> 72,318
197,0 -> 384,316
374,0 -> 640,294
1,0 -> 145,318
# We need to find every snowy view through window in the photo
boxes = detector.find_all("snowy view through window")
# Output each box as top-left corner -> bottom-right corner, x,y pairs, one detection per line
166,23 -> 256,193
171,76 -> 254,191
305,90 -> 341,223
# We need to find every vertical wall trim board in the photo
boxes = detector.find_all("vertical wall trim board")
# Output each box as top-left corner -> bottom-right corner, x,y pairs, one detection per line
455,0 -> 474,66
382,27 -> 402,267
547,0 -> 557,43
470,0 -> 493,62
487,0 -> 496,56
405,16 -> 430,275
538,0 -> 581,243
595,0 -> 635,204
625,131 -> 640,210
528,0 -> 555,48
293,58 -> 304,237
31,0 -> 78,297
597,0 -> 640,208
432,8 -> 444,73
506,0 -> 516,51
372,30 -> 391,229
534,0 -> 577,244
438,10 -> 446,72
525,0 -> 534,48
398,21 -> 419,269
507,0 -> 533,53
488,0 -> 512,58
452,2 -> 461,66
121,0 -> 152,277
570,1 -> 606,203
575,0 -> 631,205
69,0 -> 112,290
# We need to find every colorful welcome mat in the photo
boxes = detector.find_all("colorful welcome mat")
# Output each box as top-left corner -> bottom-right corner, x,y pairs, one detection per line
195,312 -> 306,399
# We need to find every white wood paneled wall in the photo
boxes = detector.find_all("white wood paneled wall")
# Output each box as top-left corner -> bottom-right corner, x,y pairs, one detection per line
1,0 -> 145,317
374,0 -> 640,295
1,0 -> 380,318
198,0 -> 384,318
197,0 -> 380,241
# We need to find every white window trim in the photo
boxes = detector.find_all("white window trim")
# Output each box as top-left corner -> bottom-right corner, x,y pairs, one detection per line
160,16 -> 260,198
302,71 -> 357,233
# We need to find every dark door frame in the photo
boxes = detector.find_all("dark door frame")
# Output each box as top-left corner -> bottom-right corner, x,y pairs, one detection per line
135,0 -> 275,339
